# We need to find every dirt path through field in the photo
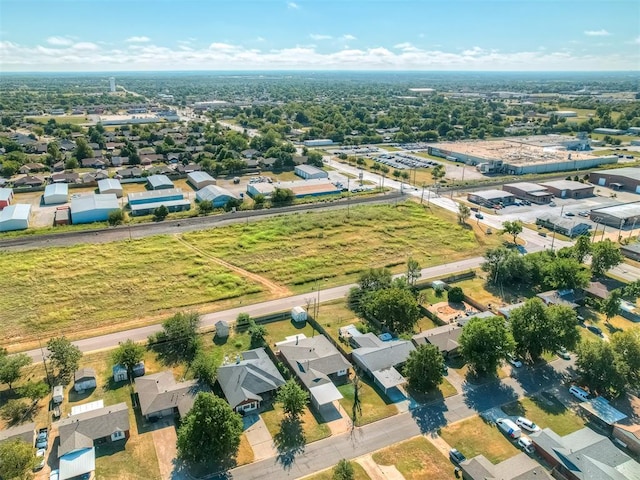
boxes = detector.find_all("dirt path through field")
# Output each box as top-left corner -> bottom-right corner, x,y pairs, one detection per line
175,235 -> 291,298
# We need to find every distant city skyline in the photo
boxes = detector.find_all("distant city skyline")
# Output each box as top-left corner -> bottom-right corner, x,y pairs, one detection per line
0,0 -> 638,72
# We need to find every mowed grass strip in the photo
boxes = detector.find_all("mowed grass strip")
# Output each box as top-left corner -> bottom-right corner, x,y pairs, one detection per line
501,396 -> 585,436
304,462 -> 371,480
372,436 -> 452,479
183,202 -> 495,291
261,404 -> 331,444
0,235 -> 265,345
440,416 -> 519,464
338,376 -> 398,427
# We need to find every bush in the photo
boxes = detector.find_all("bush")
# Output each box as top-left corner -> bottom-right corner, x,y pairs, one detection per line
153,205 -> 169,221
447,286 -> 464,303
107,209 -> 124,226
1,399 -> 30,423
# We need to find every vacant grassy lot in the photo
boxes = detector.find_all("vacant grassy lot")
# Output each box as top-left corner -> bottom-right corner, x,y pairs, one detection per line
183,202 -> 497,292
502,395 -> 585,436
338,375 -> 398,427
372,436 -> 452,479
261,404 -> 331,444
27,115 -> 89,125
304,462 -> 371,480
440,416 -> 519,464
0,236 -> 266,347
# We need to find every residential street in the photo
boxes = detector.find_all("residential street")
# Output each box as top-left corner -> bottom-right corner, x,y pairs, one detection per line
226,357 -> 577,480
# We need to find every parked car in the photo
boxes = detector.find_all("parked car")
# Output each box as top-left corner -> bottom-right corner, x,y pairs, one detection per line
507,354 -> 523,368
475,213 -> 484,219
578,211 -> 589,217
549,202 -> 556,207
587,325 -> 603,336
538,231 -> 547,237
33,449 -> 46,471
516,417 -> 540,433
557,347 -> 571,360
517,436 -> 534,453
565,212 -> 575,217
496,418 -> 522,439
49,469 -> 59,480
569,385 -> 589,401
449,448 -> 466,464
35,428 -> 48,449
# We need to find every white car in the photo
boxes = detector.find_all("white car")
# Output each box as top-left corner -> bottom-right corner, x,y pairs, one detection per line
517,435 -> 534,453
516,417 -> 541,433
33,449 -> 46,471
507,354 -> 523,368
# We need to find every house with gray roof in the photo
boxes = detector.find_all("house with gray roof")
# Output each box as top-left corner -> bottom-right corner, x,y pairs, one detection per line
0,422 -> 35,446
413,324 -> 463,357
217,348 -> 285,413
460,452 -> 552,480
351,334 -> 415,394
531,427 -> 640,480
134,371 -> 201,420
277,335 -> 351,409
74,368 -> 97,393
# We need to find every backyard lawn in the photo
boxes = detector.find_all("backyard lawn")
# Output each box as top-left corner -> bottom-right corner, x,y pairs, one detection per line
313,299 -> 362,352
372,436 -> 452,479
338,375 -> 398,427
304,462 -> 371,480
440,416 -> 519,464
501,395 -> 585,437
261,404 -> 331,444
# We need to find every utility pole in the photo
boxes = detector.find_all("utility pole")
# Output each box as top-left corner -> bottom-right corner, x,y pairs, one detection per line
601,222 -> 607,242
39,339 -> 52,387
347,177 -> 350,218
420,183 -> 425,204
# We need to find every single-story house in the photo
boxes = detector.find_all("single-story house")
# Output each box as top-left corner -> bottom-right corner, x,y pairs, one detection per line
43,183 -> 69,205
498,302 -> 526,319
351,334 -> 415,394
74,368 -> 97,393
412,324 -> 463,357
116,167 -> 142,179
18,162 -> 47,174
277,335 -> 351,409
51,172 -> 80,184
217,348 -> 286,413
13,175 -> 44,187
583,280 -> 619,301
134,371 -> 201,420
613,423 -> 640,455
460,453 -> 552,480
241,149 -> 259,159
176,163 -> 201,174
81,158 -> 106,169
536,289 -> 580,309
530,427 -> 640,480
0,422 -> 35,446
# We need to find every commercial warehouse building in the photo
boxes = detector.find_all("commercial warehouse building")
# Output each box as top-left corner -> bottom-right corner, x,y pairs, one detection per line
187,171 -> 216,190
98,178 -> 123,198
467,189 -> 515,206
0,204 -> 31,231
303,139 -> 334,147
247,179 -> 341,199
294,165 -> 329,180
146,174 -> 174,190
0,188 -> 13,209
128,188 -> 190,216
589,167 -> 640,194
539,180 -> 594,199
70,194 -> 120,224
503,182 -> 553,204
43,183 -> 68,205
196,185 -> 238,207
535,214 -> 591,238
590,202 -> 640,228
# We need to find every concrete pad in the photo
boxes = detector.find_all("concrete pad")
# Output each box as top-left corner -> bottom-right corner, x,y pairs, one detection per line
356,454 -> 406,480
323,401 -> 351,435
245,416 -> 277,461
151,424 -> 178,480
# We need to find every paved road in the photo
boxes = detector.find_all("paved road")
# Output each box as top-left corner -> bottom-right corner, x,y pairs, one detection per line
22,257 -> 483,362
226,357 -> 576,480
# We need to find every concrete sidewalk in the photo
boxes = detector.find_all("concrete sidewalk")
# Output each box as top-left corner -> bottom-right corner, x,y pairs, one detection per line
243,416 -> 276,461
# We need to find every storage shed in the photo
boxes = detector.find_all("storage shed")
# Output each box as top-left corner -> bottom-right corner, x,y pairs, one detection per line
0,204 -> 31,232
53,385 -> 64,404
98,178 -> 123,198
215,320 -> 230,339
291,306 -> 308,323
113,365 -> 127,383
0,188 -> 14,209
70,194 -> 120,224
146,174 -> 174,190
74,368 -> 97,393
196,185 -> 239,207
43,183 -> 69,205
295,165 -> 329,180
187,171 -> 216,190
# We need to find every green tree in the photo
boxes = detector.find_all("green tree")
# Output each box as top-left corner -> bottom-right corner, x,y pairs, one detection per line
197,200 -> 214,215
153,205 -> 169,221
148,312 -> 201,365
191,351 -> 218,388
573,234 -> 592,263
1,160 -> 20,178
404,344 -> 444,394
1,399 -> 30,424
361,287 -> 420,334
576,340 -> 626,397
247,319 -> 267,348
277,380 -> 309,418
74,137 -> 93,160
599,289 -> 622,325
65,157 -> 79,170
107,209 -> 124,226
112,340 -> 145,380
431,164 -> 445,185
502,220 -> 523,244
544,258 -> 590,290
332,459 -> 355,480
0,353 -> 31,391
447,286 -> 464,304
482,246 -> 530,286
347,267 -> 392,314
18,381 -> 49,403
591,240 -> 623,278
457,203 -> 471,224
235,312 -> 252,332
177,392 -> 243,464
459,316 -> 514,376
406,257 -> 421,287
271,188 -> 294,205
611,329 -> 640,390
253,194 -> 266,208
0,439 -> 36,480
46,337 -> 82,383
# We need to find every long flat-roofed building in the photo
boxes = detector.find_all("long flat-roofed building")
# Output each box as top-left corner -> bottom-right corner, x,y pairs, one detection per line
503,182 -> 553,204
539,180 -> 594,199
590,167 -> 640,193
70,194 -> 120,224
590,202 -> 640,228
467,189 -> 515,206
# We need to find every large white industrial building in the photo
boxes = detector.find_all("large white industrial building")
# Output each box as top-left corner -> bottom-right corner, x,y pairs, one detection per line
70,194 -> 120,224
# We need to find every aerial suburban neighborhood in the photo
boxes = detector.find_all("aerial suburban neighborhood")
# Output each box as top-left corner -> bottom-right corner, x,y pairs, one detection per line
1,4 -> 640,479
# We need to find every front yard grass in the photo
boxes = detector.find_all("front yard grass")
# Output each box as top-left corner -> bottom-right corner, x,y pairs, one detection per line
261,404 -> 331,444
372,436 -> 452,479
338,375 -> 398,427
304,461 -> 371,480
501,395 -> 585,436
440,416 -> 519,464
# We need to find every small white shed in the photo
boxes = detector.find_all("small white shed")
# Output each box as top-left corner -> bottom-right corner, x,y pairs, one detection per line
432,280 -> 447,291
53,385 -> 64,404
291,306 -> 308,323
74,367 -> 97,393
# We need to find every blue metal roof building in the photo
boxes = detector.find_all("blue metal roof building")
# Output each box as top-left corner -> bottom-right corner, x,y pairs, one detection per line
70,194 -> 120,224
196,185 -> 238,207
128,188 -> 184,206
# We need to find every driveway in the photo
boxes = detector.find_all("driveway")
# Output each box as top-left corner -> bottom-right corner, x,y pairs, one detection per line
151,422 -> 186,480
243,415 -> 277,461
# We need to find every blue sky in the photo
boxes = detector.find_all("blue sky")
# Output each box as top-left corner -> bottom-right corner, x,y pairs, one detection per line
1,0 -> 638,71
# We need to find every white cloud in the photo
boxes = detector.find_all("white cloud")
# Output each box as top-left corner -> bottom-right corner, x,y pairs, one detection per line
126,36 -> 151,43
342,34 -> 356,41
310,34 -> 332,41
584,29 -> 611,36
635,35 -> 640,44
47,36 -> 73,46
256,36 -> 266,42
287,2 -> 299,9
0,40 -> 637,72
